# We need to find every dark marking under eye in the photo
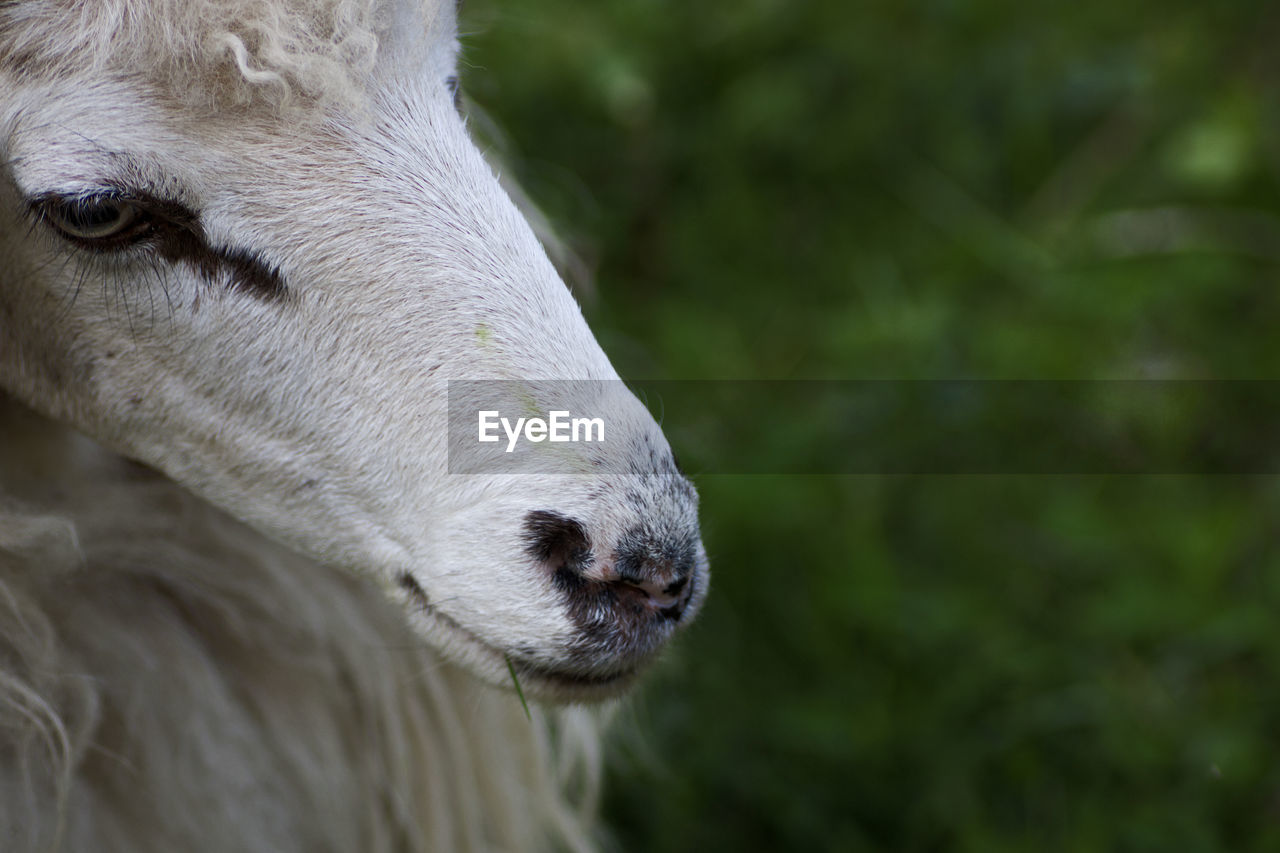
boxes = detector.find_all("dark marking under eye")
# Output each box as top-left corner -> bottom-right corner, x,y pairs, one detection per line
145,201 -> 287,299
195,245 -> 286,298
35,190 -> 287,300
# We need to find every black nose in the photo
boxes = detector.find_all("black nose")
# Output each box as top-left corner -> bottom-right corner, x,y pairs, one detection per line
523,511 -> 697,621
609,525 -> 697,619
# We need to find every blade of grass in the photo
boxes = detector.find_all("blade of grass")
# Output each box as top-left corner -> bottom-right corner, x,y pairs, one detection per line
506,655 -> 532,721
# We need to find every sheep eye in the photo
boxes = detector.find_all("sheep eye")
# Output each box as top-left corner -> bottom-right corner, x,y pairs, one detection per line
40,196 -> 150,246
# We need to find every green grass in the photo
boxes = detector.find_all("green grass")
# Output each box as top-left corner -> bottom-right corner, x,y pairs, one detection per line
506,655 -> 533,722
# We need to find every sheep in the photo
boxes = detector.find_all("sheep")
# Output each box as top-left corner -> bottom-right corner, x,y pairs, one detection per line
0,1 -> 707,850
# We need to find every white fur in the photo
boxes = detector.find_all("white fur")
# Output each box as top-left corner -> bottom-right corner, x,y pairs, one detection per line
0,404 -> 602,851
0,0 -> 706,849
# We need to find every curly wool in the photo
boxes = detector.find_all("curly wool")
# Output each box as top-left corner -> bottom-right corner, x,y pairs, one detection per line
0,0 -> 417,107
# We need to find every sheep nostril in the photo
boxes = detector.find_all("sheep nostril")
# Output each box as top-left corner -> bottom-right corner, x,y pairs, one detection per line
658,575 -> 694,619
607,570 -> 692,620
523,511 -> 698,622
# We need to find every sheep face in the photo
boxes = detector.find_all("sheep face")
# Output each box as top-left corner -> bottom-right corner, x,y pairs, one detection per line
0,0 -> 707,700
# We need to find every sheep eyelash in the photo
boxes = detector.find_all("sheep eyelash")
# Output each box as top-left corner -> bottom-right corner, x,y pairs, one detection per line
27,189 -> 288,300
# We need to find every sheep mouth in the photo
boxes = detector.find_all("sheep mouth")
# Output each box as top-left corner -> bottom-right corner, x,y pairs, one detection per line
394,571 -> 642,700
505,656 -> 641,694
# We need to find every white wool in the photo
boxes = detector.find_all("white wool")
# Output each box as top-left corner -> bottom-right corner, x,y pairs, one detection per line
0,0 -> 410,108
0,401 -> 602,852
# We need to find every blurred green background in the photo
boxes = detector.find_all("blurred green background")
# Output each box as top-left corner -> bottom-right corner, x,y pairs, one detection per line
460,1 -> 1280,850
